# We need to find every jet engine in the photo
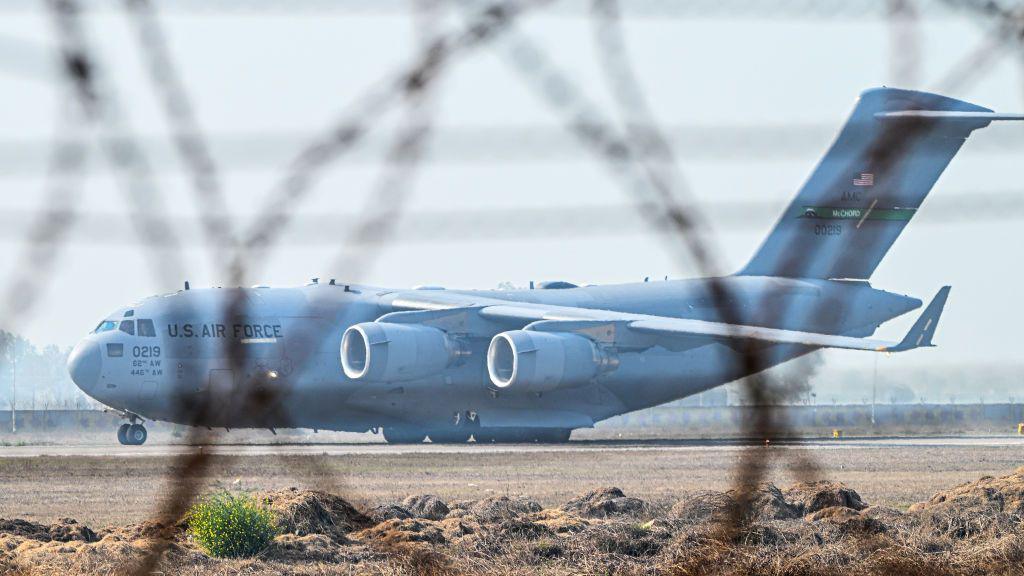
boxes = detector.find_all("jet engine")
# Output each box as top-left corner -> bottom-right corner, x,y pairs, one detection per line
341,322 -> 458,382
486,330 -> 615,393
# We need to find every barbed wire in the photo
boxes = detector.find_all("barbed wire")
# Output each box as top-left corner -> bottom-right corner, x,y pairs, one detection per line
237,0 -> 551,280
2,189 -> 1020,247
115,0 -> 531,573
0,121 -> 1022,175
3,0 -> 1021,573
0,96 -> 87,332
587,0 -> 826,538
329,1 -> 444,280
125,0 -> 237,271
7,0 -> 1020,19
110,0 -> 449,571
45,2 -> 222,572
48,0 -> 187,288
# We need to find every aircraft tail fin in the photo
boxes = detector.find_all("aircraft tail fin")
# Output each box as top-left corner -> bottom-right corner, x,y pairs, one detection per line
886,285 -> 951,352
739,88 -> 1022,280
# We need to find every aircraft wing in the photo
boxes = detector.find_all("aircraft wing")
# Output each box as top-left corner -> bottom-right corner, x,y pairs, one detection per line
387,286 -> 950,354
629,285 -> 949,352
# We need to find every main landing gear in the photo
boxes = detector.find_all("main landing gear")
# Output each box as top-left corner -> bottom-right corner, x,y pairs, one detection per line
116,413 -> 148,445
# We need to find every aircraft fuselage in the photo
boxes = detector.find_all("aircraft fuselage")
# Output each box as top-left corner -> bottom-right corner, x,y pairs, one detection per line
67,276 -> 919,436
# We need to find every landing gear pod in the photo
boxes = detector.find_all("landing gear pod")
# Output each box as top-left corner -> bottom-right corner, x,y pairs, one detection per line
341,323 -> 457,382
487,330 -> 615,392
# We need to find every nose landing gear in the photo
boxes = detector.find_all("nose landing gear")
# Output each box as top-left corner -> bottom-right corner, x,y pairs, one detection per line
115,413 -> 148,445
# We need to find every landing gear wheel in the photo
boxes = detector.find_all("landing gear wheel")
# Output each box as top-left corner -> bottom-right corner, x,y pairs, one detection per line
382,427 -> 427,444
117,423 -> 130,445
428,430 -> 471,444
126,424 -> 148,445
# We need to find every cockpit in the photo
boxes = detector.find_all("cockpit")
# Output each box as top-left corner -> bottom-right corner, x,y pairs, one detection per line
114,319 -> 157,337
72,306 -> 165,445
91,310 -> 157,337
93,320 -> 118,333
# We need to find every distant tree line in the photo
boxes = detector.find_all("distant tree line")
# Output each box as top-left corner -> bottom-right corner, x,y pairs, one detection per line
0,331 -> 97,410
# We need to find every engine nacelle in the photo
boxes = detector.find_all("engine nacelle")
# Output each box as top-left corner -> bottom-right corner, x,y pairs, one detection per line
487,330 -> 614,393
341,322 -> 457,382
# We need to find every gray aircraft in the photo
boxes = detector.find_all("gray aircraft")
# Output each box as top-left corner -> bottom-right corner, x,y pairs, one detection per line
67,88 -> 1022,445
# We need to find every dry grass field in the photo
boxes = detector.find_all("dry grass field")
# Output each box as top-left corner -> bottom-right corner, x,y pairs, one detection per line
1,456 -> 1023,575
1,440 -> 1022,526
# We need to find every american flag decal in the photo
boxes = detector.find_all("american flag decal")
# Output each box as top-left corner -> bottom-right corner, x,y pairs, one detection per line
853,172 -> 874,186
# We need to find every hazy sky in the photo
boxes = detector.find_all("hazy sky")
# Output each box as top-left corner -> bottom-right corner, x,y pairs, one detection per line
1,3 -> 1022,381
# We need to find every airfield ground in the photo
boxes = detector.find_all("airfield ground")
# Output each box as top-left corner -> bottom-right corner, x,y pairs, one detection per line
1,437 -> 1022,526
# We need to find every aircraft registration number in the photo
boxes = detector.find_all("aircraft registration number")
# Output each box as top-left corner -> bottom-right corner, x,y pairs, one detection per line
133,345 -> 161,358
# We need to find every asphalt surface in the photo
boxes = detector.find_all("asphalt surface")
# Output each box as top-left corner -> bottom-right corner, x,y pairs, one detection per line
2,435 -> 1023,458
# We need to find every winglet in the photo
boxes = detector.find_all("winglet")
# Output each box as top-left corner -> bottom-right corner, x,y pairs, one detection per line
885,286 -> 951,352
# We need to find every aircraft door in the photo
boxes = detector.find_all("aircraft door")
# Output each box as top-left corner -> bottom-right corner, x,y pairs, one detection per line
208,369 -> 235,400
139,380 -> 158,402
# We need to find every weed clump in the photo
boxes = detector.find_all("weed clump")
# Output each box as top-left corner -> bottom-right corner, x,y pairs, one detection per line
187,492 -> 277,558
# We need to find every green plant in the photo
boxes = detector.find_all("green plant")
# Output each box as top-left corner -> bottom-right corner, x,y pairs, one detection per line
187,492 -> 278,558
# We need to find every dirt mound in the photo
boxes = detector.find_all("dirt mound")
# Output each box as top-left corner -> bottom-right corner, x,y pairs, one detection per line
263,533 -> 344,562
353,518 -> 446,545
590,522 -> 668,557
907,467 -> 1024,540
784,481 -> 868,515
468,496 -> 543,522
98,519 -> 182,545
670,491 -> 735,523
562,487 -> 647,518
671,484 -> 801,524
529,509 -> 589,534
258,488 -> 372,542
740,483 -> 802,521
910,467 -> 1024,517
368,504 -> 414,523
0,518 -> 98,543
488,518 -> 554,540
6,469 -> 1024,575
436,517 -> 479,541
862,505 -> 908,525
805,506 -> 887,535
402,494 -> 450,521
734,521 -> 801,547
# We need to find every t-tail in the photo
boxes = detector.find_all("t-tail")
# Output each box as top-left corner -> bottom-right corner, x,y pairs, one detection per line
739,87 -> 1023,280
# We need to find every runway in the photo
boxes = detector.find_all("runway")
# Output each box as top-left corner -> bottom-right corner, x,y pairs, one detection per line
3,435 -> 1023,458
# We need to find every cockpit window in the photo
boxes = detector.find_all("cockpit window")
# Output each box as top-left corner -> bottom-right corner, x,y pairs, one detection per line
119,320 -> 135,336
138,319 -> 156,337
94,320 -> 117,333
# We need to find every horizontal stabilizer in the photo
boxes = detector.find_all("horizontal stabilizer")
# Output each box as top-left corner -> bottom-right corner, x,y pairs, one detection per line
876,111 -> 1024,122
885,286 -> 950,352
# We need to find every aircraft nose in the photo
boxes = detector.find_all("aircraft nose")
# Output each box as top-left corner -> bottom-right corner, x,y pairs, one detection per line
67,340 -> 102,392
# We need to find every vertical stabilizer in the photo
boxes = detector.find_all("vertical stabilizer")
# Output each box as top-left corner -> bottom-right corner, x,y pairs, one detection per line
740,88 -> 997,280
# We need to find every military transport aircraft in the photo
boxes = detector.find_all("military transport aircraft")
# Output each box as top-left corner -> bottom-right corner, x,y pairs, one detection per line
67,88 -> 1023,445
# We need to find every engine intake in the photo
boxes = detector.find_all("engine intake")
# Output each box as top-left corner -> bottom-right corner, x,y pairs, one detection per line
487,330 -> 614,392
341,322 -> 457,382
